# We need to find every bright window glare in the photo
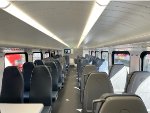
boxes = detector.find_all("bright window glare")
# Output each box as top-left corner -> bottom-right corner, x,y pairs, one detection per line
0,0 -> 10,9
77,3 -> 106,48
3,4 -> 70,47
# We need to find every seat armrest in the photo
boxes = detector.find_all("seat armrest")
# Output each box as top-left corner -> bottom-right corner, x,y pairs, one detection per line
92,99 -> 105,113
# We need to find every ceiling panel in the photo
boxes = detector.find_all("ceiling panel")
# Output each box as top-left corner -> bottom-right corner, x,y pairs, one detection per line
13,1 -> 94,48
0,9 -> 66,49
82,1 -> 150,48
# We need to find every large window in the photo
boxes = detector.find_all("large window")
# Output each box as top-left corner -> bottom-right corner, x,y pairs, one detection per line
99,51 -> 109,74
141,51 -> 150,71
5,52 -> 28,71
112,51 -> 130,71
32,52 -> 43,62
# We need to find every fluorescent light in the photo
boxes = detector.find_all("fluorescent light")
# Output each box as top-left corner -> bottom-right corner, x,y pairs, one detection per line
77,2 -> 107,48
96,0 -> 110,6
3,4 -> 70,47
0,0 -> 10,9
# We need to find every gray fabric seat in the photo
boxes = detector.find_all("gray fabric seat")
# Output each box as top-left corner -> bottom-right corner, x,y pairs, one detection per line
93,93 -> 148,113
77,58 -> 89,88
29,65 -> 52,113
0,66 -> 24,103
82,72 -> 113,113
125,71 -> 150,110
22,62 -> 35,102
54,60 -> 63,89
80,65 -> 97,103
45,61 -> 59,101
109,64 -> 128,93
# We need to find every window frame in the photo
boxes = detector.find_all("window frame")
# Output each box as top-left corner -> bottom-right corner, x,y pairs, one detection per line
112,51 -> 130,66
140,51 -> 150,71
101,51 -> 109,59
44,52 -> 50,58
32,52 -> 43,62
4,52 -> 28,68
91,51 -> 95,56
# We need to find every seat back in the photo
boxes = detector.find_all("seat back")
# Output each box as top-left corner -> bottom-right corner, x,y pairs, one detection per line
29,65 -> 52,106
81,65 -> 97,91
54,60 -> 63,84
80,65 -> 97,103
45,61 -> 59,91
126,71 -> 150,110
34,60 -> 44,66
96,94 -> 148,113
1,66 -> 24,103
83,72 -> 113,112
109,64 -> 128,93
22,62 -> 35,91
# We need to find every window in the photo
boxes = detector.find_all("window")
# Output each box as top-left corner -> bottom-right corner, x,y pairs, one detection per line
44,52 -> 50,58
91,51 -> 95,56
112,51 -> 130,71
32,52 -> 43,62
95,51 -> 100,58
51,51 -> 55,57
140,51 -> 150,71
5,52 -> 28,71
99,51 -> 109,74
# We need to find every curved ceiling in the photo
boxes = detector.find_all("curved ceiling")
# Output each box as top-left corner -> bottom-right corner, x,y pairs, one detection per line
82,1 -> 150,48
1,1 -> 150,49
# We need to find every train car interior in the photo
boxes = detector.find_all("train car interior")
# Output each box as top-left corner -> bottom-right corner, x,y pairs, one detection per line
1,0 -> 150,113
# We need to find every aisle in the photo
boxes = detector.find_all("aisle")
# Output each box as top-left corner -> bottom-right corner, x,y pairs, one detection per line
51,67 -> 82,113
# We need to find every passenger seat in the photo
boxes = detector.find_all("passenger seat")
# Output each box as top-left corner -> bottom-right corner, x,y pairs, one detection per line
80,65 -> 97,103
109,64 -> 128,93
22,62 -> 35,102
45,61 -> 59,101
29,65 -> 52,113
93,93 -> 148,113
82,72 -> 113,113
125,71 -> 150,110
0,66 -> 24,103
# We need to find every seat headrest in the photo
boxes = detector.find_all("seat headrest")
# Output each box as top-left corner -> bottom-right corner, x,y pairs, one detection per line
34,60 -> 44,65
23,62 -> 35,69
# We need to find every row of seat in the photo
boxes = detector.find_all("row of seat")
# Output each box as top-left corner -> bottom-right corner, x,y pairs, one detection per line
0,56 -> 69,113
80,68 -> 150,113
75,55 -> 150,113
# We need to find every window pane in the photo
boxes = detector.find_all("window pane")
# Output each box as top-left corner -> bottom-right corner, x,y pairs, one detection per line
99,52 -> 109,74
5,53 -> 26,71
44,52 -> 50,58
33,53 -> 42,62
143,54 -> 150,71
114,54 -> 130,67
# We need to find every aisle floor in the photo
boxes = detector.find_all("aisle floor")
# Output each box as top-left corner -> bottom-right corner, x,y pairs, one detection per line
51,67 -> 82,113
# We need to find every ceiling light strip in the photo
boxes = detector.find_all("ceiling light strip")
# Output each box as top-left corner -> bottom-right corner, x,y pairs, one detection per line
3,3 -> 70,47
77,0 -> 110,48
